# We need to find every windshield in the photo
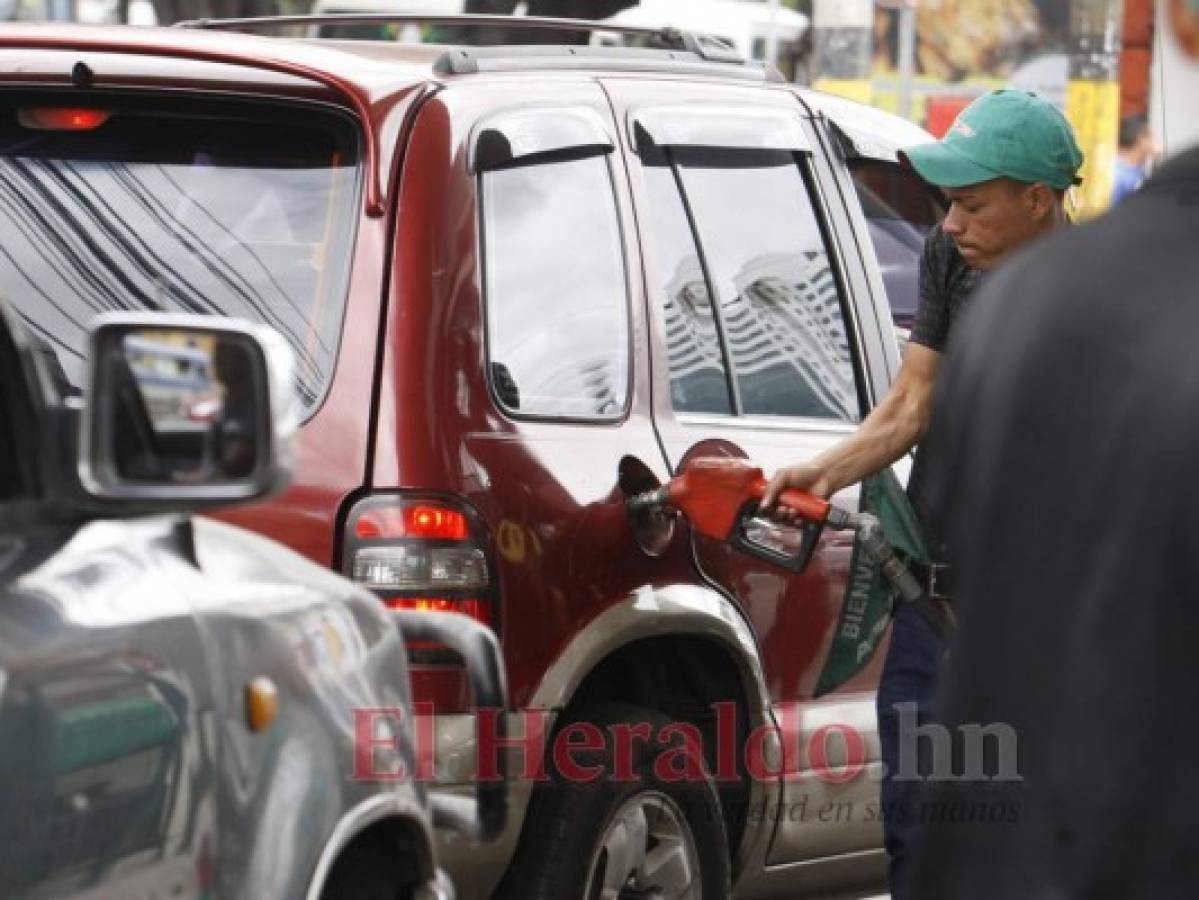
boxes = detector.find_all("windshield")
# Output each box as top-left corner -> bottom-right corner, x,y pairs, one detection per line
0,95 -> 360,408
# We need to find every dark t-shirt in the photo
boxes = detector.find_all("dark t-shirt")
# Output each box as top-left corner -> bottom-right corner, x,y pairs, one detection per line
906,224 -> 982,549
911,147 -> 1199,898
910,223 -> 984,352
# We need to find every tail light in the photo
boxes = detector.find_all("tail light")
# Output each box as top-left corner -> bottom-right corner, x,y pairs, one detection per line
343,494 -> 497,669
18,107 -> 111,131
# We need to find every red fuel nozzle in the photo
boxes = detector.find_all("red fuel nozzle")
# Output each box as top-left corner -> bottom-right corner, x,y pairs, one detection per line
626,458 -> 938,622
629,458 -> 830,544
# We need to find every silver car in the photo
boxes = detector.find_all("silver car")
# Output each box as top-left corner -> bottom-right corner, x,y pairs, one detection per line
0,306 -> 505,898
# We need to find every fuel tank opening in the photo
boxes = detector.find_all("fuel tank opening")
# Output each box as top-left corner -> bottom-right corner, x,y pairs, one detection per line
618,456 -> 675,557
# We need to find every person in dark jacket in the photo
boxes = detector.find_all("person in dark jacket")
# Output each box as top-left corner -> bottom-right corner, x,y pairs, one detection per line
911,2 -> 1199,897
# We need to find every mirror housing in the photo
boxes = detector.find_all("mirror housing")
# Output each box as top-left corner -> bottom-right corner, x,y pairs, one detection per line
79,313 -> 298,506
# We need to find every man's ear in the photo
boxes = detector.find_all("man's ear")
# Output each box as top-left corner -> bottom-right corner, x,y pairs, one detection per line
1022,183 -> 1056,222
1169,0 -> 1199,60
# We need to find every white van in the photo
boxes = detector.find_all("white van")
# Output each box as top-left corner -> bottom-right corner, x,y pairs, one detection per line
309,0 -> 465,41
596,0 -> 809,79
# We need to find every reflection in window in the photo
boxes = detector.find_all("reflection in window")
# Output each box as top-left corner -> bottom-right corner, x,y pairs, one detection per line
482,154 -> 629,419
848,158 -> 945,329
0,100 -> 358,407
642,158 -> 732,415
674,149 -> 860,423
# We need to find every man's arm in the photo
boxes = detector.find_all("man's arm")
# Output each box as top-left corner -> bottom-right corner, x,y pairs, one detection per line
761,342 -> 942,513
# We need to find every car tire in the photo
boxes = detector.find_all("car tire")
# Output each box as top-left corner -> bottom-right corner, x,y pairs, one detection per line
496,702 -> 731,900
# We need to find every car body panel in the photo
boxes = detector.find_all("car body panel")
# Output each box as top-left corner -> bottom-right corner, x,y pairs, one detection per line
0,519 -> 217,898
188,516 -> 430,899
0,513 -> 439,899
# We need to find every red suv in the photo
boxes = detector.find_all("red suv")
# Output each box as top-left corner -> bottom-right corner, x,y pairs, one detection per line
0,17 -> 937,899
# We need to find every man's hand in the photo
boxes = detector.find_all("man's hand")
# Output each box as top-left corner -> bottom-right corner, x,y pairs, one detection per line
758,344 -> 942,525
760,463 -> 834,525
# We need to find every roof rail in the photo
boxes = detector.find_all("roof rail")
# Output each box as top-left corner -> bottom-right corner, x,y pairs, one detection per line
174,13 -> 745,64
432,45 -> 772,82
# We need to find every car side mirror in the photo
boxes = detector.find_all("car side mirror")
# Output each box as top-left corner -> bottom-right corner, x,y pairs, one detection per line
79,313 -> 298,505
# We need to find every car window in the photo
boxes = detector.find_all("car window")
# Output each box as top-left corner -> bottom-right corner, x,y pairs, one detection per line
641,156 -> 733,415
642,146 -> 861,424
481,153 -> 629,420
0,96 -> 359,409
847,158 -> 946,329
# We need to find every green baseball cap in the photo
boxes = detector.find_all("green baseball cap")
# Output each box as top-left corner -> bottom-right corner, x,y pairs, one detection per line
902,90 -> 1084,191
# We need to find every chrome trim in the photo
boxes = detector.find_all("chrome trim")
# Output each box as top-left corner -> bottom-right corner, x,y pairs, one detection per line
430,713 -> 478,784
767,761 -> 883,865
305,794 -> 437,900
732,695 -> 882,881
675,412 -> 859,435
422,711 -> 539,786
789,692 -> 881,766
740,846 -> 887,898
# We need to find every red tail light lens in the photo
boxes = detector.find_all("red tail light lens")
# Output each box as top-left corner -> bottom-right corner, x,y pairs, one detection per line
354,504 -> 469,541
18,107 -> 111,131
381,597 -> 492,626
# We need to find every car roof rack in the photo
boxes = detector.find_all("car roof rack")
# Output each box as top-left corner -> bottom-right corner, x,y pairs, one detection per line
430,44 -> 771,81
174,13 -> 750,66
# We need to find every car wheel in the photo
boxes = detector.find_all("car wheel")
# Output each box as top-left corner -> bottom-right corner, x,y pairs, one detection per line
497,703 -> 731,900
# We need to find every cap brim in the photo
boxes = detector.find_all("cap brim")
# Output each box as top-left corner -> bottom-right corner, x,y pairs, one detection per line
901,141 -> 1002,188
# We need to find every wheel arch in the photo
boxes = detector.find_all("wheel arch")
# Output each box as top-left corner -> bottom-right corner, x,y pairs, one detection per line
526,583 -> 780,868
528,583 -> 772,722
305,795 -> 439,900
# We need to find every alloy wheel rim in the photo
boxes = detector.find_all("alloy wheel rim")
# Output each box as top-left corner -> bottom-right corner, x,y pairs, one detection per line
584,790 -> 702,900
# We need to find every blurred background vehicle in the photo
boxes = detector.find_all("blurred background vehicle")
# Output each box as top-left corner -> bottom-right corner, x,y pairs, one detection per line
0,0 -> 156,23
309,0 -> 463,40
594,0 -> 811,81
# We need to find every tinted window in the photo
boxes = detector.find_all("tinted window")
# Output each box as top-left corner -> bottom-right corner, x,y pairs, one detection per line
641,155 -> 732,415
848,158 -> 945,328
0,313 -> 29,501
675,149 -> 860,423
0,97 -> 359,409
481,154 -> 629,419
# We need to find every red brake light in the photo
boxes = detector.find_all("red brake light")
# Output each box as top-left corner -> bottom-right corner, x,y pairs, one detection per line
344,494 -> 498,710
18,107 -> 111,131
355,504 -> 469,541
382,597 -> 492,628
